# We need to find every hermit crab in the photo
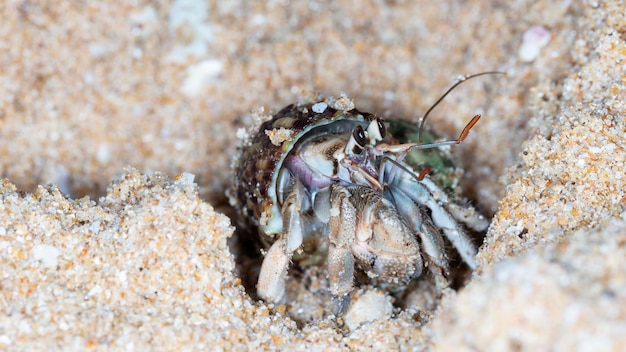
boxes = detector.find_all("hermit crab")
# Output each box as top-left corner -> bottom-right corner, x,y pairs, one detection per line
229,74 -> 497,307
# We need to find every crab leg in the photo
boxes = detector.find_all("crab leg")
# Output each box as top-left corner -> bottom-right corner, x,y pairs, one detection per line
327,185 -> 356,298
386,186 -> 447,287
393,175 -> 478,269
419,177 -> 490,232
257,181 -> 305,303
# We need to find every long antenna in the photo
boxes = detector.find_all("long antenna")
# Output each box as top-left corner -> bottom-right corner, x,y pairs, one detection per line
418,71 -> 505,144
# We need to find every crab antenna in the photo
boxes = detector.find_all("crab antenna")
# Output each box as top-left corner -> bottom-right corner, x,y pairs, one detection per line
418,71 -> 505,144
376,114 -> 482,154
342,158 -> 384,191
456,114 -> 481,143
417,167 -> 431,181
409,114 -> 482,151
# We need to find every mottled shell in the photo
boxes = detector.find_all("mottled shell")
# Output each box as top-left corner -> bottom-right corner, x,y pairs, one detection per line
231,103 -> 377,236
230,101 -> 462,239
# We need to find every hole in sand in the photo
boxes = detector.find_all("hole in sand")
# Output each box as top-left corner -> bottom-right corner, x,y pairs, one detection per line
229,215 -> 487,329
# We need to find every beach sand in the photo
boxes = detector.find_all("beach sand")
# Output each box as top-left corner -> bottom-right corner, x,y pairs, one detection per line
1,1 -> 625,350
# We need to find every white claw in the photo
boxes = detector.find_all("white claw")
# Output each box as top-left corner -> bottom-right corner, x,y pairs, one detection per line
257,239 -> 290,303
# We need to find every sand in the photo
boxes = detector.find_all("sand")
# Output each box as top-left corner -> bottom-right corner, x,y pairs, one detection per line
1,0 -> 625,350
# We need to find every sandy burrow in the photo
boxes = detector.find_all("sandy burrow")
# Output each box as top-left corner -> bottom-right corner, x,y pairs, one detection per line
0,169 -> 429,351
1,0 -> 626,351
429,4 -> 626,350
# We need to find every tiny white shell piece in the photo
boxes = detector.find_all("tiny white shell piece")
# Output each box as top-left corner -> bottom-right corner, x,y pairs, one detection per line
519,25 -> 551,62
344,289 -> 393,331
312,102 -> 328,113
181,59 -> 223,96
32,244 -> 60,268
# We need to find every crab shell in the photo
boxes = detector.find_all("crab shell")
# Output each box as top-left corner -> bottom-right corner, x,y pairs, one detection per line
231,103 -> 380,238
231,102 -> 461,240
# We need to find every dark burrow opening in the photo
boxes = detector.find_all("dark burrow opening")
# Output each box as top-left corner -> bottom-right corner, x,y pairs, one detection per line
228,209 -> 487,329
224,91 -> 498,330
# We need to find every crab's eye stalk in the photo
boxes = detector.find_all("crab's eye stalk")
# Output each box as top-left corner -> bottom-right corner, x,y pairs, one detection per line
346,125 -> 366,154
367,118 -> 386,145
377,119 -> 386,138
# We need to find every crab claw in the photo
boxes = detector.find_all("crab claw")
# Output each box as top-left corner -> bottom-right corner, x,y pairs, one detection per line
328,184 -> 423,296
351,193 -> 422,282
257,238 -> 290,303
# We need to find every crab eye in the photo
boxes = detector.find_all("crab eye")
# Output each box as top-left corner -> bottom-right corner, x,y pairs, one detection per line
346,125 -> 366,154
377,119 -> 386,138
353,125 -> 366,147
367,118 -> 386,144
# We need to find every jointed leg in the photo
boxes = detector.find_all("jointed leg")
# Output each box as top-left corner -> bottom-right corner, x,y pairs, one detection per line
394,176 -> 478,270
419,177 -> 489,232
327,184 -> 356,298
256,181 -> 305,303
388,187 -> 443,286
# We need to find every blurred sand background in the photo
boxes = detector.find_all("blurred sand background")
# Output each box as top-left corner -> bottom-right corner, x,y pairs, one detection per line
1,0 -> 625,350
